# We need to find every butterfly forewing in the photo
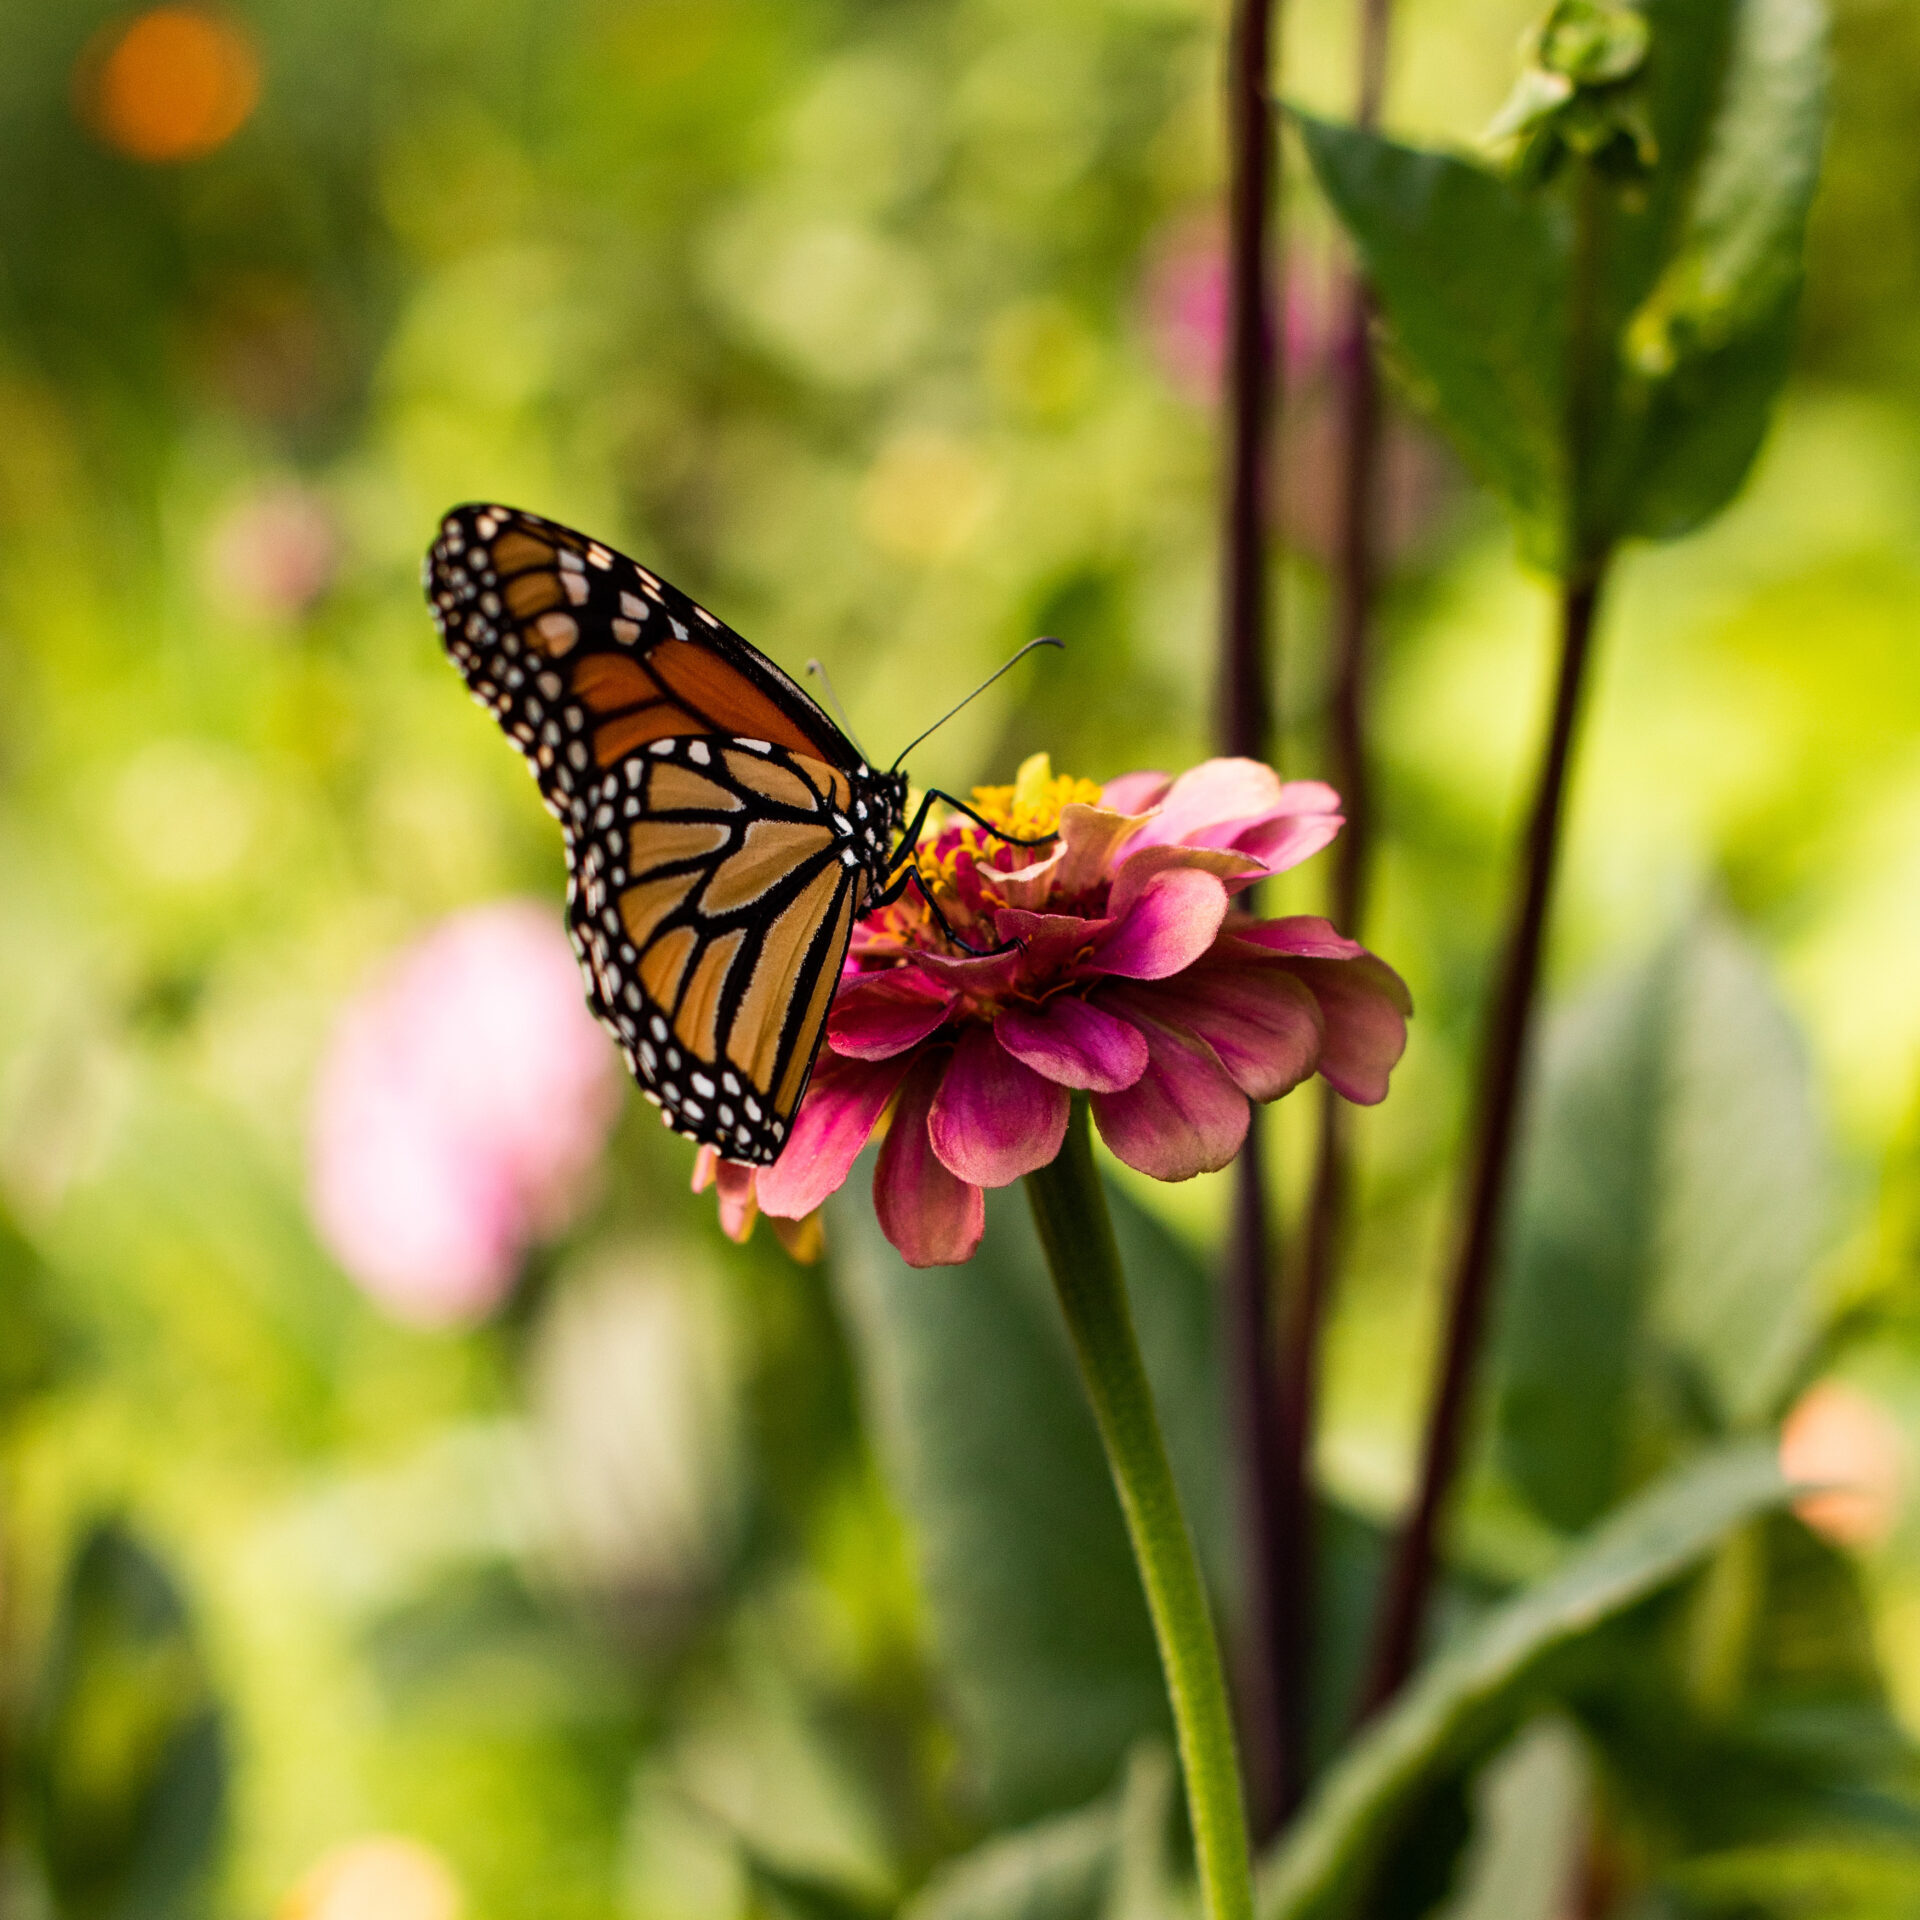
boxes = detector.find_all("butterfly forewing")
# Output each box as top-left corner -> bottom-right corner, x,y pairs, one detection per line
426,503 -> 899,1164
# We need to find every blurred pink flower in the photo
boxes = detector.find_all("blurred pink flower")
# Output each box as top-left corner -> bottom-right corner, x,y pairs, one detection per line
206,481 -> 339,618
702,755 -> 1409,1268
310,901 -> 621,1326
1142,224 -> 1333,404
1780,1378 -> 1907,1549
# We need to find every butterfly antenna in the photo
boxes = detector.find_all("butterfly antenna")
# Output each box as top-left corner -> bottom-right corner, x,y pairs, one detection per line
888,637 -> 1064,773
805,658 -> 871,760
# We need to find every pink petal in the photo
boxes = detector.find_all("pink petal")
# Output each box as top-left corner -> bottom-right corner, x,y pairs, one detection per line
829,970 -> 958,1059
874,1053 -> 986,1266
992,803 -> 1154,909
1278,954 -> 1412,1105
928,1023 -> 1070,1186
987,840 -> 1070,909
1084,868 -> 1229,980
1124,758 -> 1286,849
1109,841 -> 1270,911
1232,807 -> 1344,875
994,996 -> 1150,1093
990,908 -> 1107,978
757,1050 -> 912,1218
1102,770 -> 1173,814
1124,963 -> 1323,1103
1228,914 -> 1371,961
910,945 -> 1029,997
1089,1011 -> 1249,1181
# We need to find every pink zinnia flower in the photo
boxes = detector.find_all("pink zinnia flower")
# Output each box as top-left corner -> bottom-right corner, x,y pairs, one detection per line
700,755 -> 1410,1268
309,900 -> 622,1325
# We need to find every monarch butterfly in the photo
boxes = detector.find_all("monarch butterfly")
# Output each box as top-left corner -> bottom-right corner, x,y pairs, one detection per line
425,503 -> 1051,1166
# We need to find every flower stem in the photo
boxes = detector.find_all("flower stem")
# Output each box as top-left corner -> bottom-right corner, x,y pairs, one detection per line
1217,0 -> 1289,1832
1280,0 -> 1396,1810
1360,144 -> 1615,1718
1359,564 -> 1607,1717
1027,1102 -> 1254,1920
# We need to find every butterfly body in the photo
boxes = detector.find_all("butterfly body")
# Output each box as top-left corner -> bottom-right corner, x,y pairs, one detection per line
426,503 -> 907,1164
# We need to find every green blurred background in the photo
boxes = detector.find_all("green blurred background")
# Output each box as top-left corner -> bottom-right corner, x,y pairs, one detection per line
1,0 -> 1917,1914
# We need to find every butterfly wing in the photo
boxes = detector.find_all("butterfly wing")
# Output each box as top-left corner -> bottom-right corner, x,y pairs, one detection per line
426,503 -> 876,1163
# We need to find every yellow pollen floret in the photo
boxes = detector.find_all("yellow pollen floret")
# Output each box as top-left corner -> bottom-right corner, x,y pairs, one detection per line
966,752 -> 1103,842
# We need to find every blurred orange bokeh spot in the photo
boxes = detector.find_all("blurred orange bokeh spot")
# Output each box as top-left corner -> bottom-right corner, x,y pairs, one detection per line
78,7 -> 260,163
278,1837 -> 463,1920
1780,1378 -> 1908,1549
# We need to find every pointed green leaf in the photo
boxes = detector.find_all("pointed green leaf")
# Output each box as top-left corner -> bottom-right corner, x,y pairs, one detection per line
1298,0 -> 1828,571
1295,112 -> 1572,573
1257,1444 -> 1791,1920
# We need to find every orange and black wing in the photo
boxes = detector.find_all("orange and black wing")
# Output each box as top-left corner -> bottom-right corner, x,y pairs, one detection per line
426,503 -> 871,1163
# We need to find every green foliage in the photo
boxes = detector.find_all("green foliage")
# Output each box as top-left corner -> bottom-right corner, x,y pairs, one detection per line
899,1746 -> 1177,1920
1492,911 -> 1827,1533
1258,1443 -> 1790,1920
827,1170 -> 1229,1827
1299,0 -> 1829,577
0,0 -> 1903,1909
25,1521 -> 228,1920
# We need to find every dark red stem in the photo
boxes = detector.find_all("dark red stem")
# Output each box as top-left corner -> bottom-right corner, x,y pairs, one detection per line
1358,568 -> 1607,1717
1217,0 -> 1287,1838
1274,0 -> 1394,1809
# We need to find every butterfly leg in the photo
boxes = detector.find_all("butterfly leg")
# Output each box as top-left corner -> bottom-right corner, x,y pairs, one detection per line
905,788 -> 1059,851
868,857 -> 1032,962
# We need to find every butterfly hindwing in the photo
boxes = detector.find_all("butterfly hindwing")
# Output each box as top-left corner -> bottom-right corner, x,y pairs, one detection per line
566,736 -> 866,1161
426,503 -> 900,1165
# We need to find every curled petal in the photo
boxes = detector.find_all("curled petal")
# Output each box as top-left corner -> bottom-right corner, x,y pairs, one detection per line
986,840 -> 1069,909
1277,953 -> 1412,1105
875,1053 -> 986,1266
757,1050 -> 912,1219
1109,841 -> 1269,911
993,803 -> 1154,907
910,944 -> 1029,997
990,908 -> 1106,978
1129,962 -> 1323,1103
829,970 -> 958,1059
1102,769 -> 1172,815
1231,806 -> 1344,876
1085,867 -> 1229,980
994,996 -> 1150,1093
1225,914 -> 1371,961
1090,1011 -> 1249,1180
928,1023 -> 1069,1185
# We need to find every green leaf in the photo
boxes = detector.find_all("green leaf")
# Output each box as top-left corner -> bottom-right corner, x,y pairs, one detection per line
827,1170 -> 1229,1825
900,1798 -> 1119,1920
1569,1513 -> 1911,1856
1294,112 -> 1572,572
1628,0 -> 1828,364
26,1519 -> 229,1920
1664,1839 -> 1920,1916
1257,1443 -> 1792,1920
1493,912 -> 1827,1533
899,1746 -> 1179,1920
1297,0 -> 1828,572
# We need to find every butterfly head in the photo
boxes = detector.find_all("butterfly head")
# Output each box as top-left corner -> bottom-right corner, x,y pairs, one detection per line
852,764 -> 910,892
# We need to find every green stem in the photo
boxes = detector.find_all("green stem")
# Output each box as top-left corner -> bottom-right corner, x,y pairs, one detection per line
1026,1101 -> 1254,1920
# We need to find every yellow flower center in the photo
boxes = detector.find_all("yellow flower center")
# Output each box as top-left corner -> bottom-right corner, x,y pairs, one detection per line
963,752 -> 1104,842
